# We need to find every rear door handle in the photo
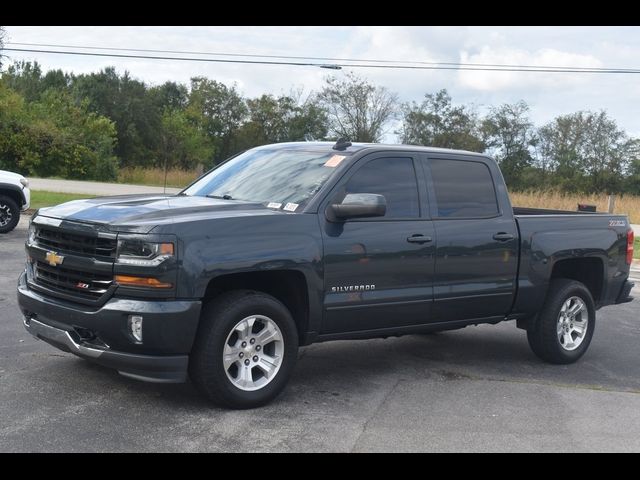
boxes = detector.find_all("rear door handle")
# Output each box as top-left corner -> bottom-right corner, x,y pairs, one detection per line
493,232 -> 515,242
407,234 -> 432,244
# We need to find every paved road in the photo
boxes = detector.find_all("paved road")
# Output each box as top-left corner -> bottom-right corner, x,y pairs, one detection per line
1,218 -> 639,452
29,178 -> 181,196
631,264 -> 640,283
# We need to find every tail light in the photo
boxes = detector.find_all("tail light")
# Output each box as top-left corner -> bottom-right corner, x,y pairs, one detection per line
627,229 -> 634,265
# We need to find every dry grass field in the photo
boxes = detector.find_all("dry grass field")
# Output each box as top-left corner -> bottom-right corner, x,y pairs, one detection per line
510,190 -> 640,224
117,167 -> 201,188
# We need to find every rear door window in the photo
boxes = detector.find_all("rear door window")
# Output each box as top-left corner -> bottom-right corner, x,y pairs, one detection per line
427,159 -> 499,218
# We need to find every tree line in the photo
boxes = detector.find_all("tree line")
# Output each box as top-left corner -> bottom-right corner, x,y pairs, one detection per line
1,57 -> 639,194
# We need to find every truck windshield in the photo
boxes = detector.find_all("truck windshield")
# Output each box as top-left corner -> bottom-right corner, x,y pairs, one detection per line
182,148 -> 348,210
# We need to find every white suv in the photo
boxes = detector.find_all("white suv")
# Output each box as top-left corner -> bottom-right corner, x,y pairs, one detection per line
0,170 -> 31,233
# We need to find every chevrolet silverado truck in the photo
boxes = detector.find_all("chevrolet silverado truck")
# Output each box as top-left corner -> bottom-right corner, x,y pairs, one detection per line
17,141 -> 635,409
0,169 -> 31,233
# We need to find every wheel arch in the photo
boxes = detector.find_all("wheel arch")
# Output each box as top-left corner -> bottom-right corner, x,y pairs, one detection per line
550,257 -> 604,305
202,269 -> 310,345
0,184 -> 25,208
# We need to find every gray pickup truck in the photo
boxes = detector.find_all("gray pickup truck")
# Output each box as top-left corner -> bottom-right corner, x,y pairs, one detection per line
18,141 -> 635,408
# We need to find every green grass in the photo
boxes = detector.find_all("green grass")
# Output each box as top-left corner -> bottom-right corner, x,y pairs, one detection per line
635,238 -> 640,260
30,191 -> 95,211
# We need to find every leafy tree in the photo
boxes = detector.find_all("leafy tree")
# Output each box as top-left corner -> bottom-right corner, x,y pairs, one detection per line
285,94 -> 328,142
238,92 -> 328,149
0,26 -> 5,69
0,81 -> 30,173
0,82 -> 118,180
160,109 -> 214,170
33,90 -> 118,180
73,67 -> 162,168
4,61 -> 74,101
151,81 -> 213,170
318,73 -> 397,142
187,77 -> 247,164
536,111 -> 636,194
625,149 -> 640,194
149,81 -> 189,111
3,61 -> 45,101
400,89 -> 485,152
482,101 -> 536,189
42,68 -> 73,93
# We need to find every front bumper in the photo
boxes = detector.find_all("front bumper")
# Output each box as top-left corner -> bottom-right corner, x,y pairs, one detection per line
22,186 -> 30,210
23,316 -> 188,382
18,272 -> 201,383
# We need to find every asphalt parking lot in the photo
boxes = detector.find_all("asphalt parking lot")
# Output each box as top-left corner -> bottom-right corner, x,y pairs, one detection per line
1,217 -> 639,452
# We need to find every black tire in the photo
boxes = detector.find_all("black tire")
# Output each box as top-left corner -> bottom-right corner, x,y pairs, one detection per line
527,279 -> 596,364
0,195 -> 20,234
189,290 -> 298,409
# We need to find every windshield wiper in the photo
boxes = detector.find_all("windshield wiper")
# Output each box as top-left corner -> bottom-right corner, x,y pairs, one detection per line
207,194 -> 234,200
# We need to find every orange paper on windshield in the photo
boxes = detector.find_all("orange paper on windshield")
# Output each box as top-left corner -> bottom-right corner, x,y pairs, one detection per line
324,155 -> 346,167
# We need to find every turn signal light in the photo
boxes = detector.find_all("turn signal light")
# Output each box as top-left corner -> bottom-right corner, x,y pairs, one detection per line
158,243 -> 174,255
627,229 -> 634,265
115,275 -> 173,289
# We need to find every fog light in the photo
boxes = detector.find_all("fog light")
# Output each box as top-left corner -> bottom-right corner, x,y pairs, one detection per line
128,315 -> 143,343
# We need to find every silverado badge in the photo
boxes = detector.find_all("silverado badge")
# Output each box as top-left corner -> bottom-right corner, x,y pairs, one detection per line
45,251 -> 64,267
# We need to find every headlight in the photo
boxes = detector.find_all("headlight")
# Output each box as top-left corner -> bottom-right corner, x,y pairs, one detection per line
116,239 -> 174,266
20,178 -> 29,188
28,221 -> 37,244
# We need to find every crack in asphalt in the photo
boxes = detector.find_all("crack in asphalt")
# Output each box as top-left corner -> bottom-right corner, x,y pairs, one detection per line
433,369 -> 640,395
350,378 -> 402,452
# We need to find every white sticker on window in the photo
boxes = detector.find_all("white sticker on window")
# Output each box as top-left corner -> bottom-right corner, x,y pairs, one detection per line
283,203 -> 299,212
267,202 -> 282,209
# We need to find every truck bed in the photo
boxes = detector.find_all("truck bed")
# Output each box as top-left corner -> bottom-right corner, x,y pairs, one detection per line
511,206 -> 630,315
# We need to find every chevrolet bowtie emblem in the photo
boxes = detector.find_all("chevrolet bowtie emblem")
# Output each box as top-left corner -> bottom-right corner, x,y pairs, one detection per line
45,251 -> 64,267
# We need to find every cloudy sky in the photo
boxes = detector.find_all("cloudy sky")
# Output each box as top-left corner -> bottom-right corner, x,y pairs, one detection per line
3,26 -> 640,139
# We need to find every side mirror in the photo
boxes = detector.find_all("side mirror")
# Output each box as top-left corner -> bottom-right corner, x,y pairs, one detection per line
327,193 -> 387,222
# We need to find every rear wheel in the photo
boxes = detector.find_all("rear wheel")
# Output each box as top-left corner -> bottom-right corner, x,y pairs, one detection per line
189,290 -> 298,409
527,279 -> 595,364
0,195 -> 20,234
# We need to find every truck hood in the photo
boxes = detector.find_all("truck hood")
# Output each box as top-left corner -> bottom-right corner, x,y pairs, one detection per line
36,194 -> 285,233
0,170 -> 26,182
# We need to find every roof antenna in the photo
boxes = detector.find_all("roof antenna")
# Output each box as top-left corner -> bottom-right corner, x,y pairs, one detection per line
333,137 -> 352,151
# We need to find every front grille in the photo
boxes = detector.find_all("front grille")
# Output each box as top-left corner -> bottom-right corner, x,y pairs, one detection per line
35,227 -> 117,258
34,261 -> 113,301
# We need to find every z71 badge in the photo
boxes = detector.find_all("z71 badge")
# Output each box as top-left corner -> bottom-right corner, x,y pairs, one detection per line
609,220 -> 626,227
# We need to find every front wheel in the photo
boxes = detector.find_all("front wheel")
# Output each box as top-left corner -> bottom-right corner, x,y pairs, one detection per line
0,195 -> 20,234
189,290 -> 298,409
527,279 -> 596,364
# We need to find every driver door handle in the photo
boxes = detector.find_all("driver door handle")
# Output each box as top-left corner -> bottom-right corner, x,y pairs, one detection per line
493,232 -> 515,242
407,234 -> 432,244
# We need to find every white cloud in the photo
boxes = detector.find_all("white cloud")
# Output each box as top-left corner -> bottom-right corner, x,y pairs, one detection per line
457,46 -> 603,91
